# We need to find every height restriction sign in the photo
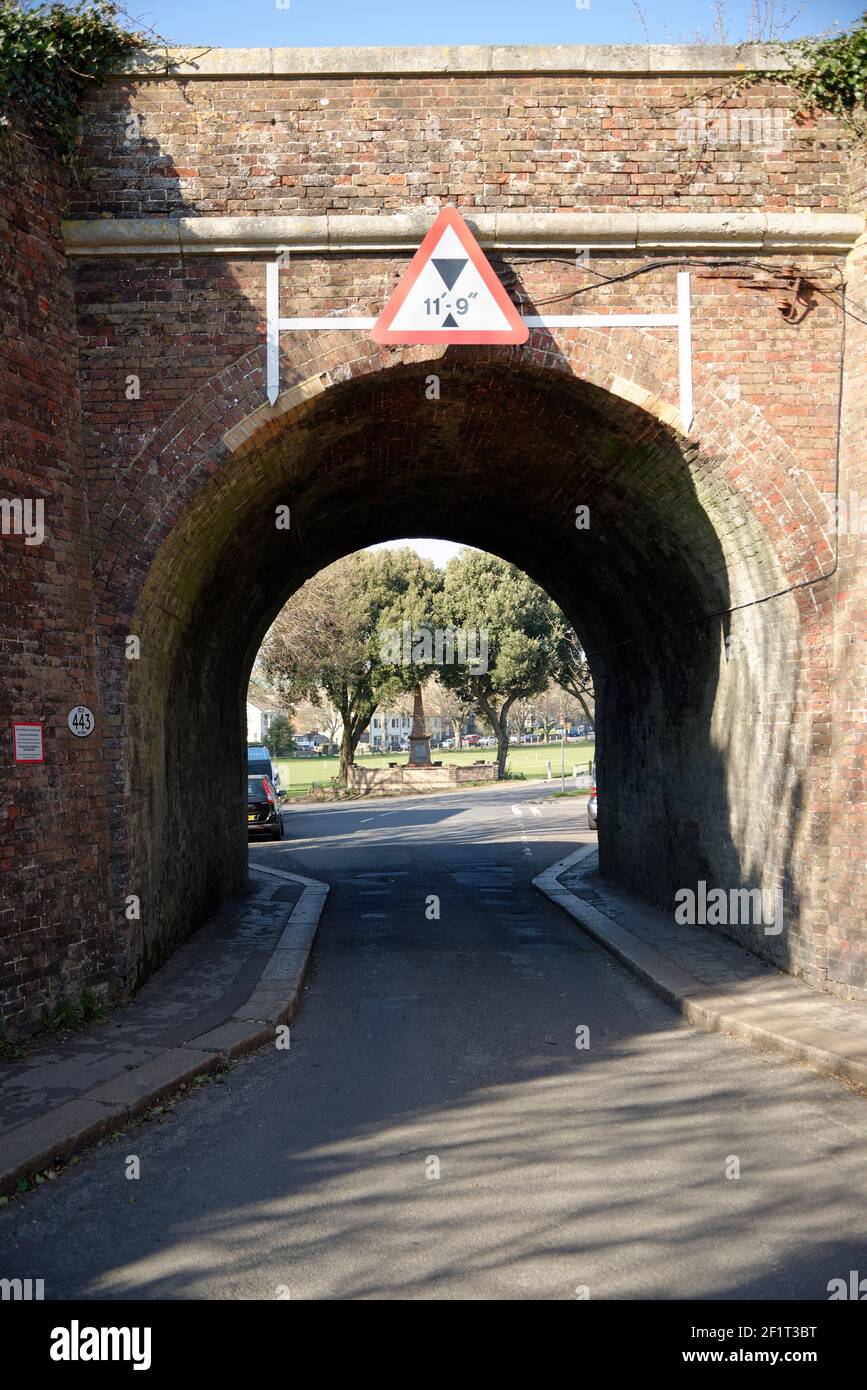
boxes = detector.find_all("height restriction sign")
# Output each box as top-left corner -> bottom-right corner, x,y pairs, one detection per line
372,207 -> 529,346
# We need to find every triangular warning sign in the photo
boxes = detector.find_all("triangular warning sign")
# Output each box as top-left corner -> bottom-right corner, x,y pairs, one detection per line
372,208 -> 529,345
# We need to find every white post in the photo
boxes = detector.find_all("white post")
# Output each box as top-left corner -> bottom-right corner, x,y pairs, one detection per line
266,260 -> 280,405
677,271 -> 693,433
547,760 -> 552,780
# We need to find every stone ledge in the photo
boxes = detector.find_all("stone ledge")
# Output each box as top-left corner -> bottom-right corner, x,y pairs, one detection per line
347,763 -> 498,794
113,43 -> 792,79
64,211 -> 865,259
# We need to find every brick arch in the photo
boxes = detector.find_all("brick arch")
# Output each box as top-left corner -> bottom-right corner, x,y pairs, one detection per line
90,325 -> 835,633
91,332 -> 837,1000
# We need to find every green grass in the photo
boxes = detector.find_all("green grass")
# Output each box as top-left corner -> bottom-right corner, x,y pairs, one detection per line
274,740 -> 594,796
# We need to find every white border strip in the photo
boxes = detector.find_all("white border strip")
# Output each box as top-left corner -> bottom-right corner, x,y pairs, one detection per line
677,271 -> 694,433
266,260 -> 280,406
277,313 -> 680,330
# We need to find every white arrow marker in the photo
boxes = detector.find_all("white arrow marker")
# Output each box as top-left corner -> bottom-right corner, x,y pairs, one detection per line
266,259 -> 280,405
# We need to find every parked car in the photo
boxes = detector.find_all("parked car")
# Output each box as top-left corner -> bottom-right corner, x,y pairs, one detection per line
464,734 -> 481,747
479,736 -> 497,747
587,761 -> 597,831
442,738 -> 455,749
247,774 -> 284,840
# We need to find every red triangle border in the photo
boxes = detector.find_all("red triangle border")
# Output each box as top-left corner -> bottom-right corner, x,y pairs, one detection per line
372,207 -> 529,346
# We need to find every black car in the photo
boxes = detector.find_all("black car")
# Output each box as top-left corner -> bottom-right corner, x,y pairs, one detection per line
247,774 -> 283,840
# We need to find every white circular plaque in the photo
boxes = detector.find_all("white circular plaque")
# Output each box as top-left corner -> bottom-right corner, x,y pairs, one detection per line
67,706 -> 95,738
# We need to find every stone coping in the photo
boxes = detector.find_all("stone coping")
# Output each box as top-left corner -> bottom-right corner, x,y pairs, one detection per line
113,44 -> 792,79
63,210 -> 865,258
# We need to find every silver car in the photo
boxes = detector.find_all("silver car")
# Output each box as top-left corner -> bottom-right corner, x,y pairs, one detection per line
587,762 -> 597,830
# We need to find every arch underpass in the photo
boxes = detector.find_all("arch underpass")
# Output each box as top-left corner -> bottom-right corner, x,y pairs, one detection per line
104,347 -> 819,1000
4,42 -> 865,1040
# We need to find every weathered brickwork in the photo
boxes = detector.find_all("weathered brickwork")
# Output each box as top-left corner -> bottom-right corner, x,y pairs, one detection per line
1,48 -> 866,1036
0,141 -> 116,1035
71,75 -> 847,218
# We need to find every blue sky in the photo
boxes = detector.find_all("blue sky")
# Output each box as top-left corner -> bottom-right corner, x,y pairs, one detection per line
127,0 -> 859,49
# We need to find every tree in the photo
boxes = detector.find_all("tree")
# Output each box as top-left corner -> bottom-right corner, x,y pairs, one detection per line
509,695 -> 536,740
260,550 -> 430,783
266,714 -> 296,757
259,549 -> 446,782
429,677 -> 475,748
552,626 -> 596,731
375,549 -> 443,715
437,552 -> 561,778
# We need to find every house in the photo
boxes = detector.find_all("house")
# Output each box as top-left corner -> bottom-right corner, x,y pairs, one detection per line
246,679 -> 285,744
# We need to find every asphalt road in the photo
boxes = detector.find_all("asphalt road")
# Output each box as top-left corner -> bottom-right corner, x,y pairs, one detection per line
2,781 -> 866,1299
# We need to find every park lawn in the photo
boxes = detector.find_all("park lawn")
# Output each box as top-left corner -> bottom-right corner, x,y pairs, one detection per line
275,739 -> 595,796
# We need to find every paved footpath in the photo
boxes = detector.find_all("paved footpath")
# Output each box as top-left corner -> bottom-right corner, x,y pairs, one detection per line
1,781 -> 865,1299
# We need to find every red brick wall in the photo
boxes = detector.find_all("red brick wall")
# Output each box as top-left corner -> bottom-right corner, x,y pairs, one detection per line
828,143 -> 867,995
2,58 -> 866,1034
73,242 -> 844,993
0,138 -> 116,1036
71,74 -> 846,218
63,62 -> 867,1003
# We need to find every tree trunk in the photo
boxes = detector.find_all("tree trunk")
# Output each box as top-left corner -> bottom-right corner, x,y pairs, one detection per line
479,693 -> 514,780
573,691 -> 593,731
337,698 -> 377,784
338,721 -> 355,785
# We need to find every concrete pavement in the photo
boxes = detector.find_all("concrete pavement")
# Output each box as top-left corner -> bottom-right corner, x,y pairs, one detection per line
1,780 -> 865,1299
536,845 -> 867,1089
0,867 -> 327,1196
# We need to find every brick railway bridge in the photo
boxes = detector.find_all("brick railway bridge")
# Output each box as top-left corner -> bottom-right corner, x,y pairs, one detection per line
1,44 -> 865,1036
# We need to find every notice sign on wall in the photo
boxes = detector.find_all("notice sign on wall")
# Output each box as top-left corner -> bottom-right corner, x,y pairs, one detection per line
13,722 -> 44,763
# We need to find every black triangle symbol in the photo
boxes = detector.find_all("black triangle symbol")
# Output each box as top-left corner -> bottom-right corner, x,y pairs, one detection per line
432,258 -> 467,290
441,313 -> 459,328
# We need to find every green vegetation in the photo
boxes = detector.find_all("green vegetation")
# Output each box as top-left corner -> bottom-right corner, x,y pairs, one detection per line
41,996 -> 79,1032
436,552 -> 565,779
0,1 -> 146,161
261,549 -> 441,783
787,13 -> 867,136
275,739 -> 595,797
261,546 -> 593,786
41,989 -> 105,1034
